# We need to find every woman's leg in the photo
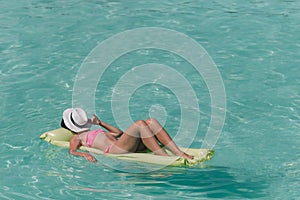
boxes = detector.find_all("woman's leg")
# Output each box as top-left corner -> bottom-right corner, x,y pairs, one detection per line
110,120 -> 169,156
145,118 -> 193,159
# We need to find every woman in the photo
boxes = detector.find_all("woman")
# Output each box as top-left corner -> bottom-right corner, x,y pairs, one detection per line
61,108 -> 193,162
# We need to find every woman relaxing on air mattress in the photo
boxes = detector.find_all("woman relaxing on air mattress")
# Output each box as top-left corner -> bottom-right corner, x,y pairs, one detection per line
61,108 -> 194,162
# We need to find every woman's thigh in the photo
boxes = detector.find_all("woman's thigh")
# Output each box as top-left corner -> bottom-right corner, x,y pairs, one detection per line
110,132 -> 141,153
109,120 -> 147,153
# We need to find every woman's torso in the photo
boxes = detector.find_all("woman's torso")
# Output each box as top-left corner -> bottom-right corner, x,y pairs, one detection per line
78,129 -> 113,151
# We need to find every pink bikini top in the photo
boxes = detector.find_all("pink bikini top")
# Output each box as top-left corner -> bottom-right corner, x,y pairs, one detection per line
85,129 -> 105,147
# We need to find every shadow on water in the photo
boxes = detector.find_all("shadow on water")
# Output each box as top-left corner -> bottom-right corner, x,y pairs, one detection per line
111,166 -> 268,199
161,166 -> 269,199
93,155 -> 269,199
36,147 -> 271,199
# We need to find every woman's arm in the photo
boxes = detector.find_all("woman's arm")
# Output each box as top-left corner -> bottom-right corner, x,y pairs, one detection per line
91,115 -> 123,137
69,135 -> 97,162
99,121 -> 123,137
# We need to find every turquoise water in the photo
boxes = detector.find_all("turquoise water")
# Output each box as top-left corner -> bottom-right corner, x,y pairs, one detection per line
1,0 -> 300,199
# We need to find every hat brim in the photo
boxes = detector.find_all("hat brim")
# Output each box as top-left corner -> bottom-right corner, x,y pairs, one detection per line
63,108 -> 92,132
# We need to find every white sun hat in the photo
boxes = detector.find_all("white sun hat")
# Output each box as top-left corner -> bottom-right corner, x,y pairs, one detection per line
62,108 -> 92,132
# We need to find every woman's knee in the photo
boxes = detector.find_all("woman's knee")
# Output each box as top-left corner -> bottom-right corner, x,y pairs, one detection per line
145,118 -> 157,125
135,120 -> 147,127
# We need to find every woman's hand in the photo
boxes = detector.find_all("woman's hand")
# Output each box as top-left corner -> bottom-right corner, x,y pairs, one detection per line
83,154 -> 97,162
91,114 -> 101,125
91,116 -> 123,135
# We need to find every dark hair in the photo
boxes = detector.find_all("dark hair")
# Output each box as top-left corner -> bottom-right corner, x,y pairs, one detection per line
61,119 -> 71,131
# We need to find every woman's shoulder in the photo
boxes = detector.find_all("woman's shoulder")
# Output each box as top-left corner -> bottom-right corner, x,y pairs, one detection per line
76,131 -> 88,140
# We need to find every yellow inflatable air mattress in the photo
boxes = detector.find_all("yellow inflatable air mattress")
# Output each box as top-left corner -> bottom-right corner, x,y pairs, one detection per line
40,128 -> 214,167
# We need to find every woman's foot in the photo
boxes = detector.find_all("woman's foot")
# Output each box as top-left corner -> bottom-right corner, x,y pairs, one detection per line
183,153 -> 194,160
177,151 -> 194,160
